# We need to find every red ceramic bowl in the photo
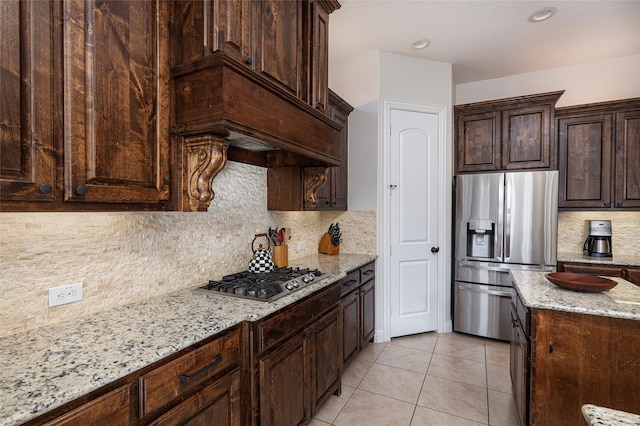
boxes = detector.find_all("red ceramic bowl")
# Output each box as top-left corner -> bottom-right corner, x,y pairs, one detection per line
546,272 -> 617,292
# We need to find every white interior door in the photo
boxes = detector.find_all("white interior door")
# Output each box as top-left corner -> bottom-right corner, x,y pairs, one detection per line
389,108 -> 439,338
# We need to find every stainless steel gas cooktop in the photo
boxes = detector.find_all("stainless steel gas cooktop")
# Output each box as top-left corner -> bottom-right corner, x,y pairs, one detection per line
195,267 -> 327,302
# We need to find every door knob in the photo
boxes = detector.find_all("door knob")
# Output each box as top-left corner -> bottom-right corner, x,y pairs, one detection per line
431,247 -> 440,254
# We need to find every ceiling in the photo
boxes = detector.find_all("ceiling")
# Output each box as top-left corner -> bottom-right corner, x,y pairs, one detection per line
328,0 -> 640,84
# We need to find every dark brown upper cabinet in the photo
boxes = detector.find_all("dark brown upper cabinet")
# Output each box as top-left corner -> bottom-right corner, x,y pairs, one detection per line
171,0 -> 344,211
252,1 -> 304,98
267,90 -> 352,211
1,0 -> 172,211
557,98 -> 640,210
615,109 -> 640,208
62,0 -> 171,206
1,1 -> 56,205
312,90 -> 352,210
455,91 -> 564,174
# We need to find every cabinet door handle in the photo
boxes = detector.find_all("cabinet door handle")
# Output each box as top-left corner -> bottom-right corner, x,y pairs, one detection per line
179,354 -> 223,382
75,186 -> 88,196
245,58 -> 253,65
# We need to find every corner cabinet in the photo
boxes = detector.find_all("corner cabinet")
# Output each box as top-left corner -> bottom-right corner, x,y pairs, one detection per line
557,98 -> 640,210
455,91 -> 564,174
1,0 -> 172,211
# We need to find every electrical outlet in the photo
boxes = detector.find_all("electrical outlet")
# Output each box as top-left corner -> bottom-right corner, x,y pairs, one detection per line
48,282 -> 83,307
297,241 -> 306,251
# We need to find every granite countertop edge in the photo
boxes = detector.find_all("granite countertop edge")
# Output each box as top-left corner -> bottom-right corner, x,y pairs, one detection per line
511,270 -> 640,321
0,253 -> 377,426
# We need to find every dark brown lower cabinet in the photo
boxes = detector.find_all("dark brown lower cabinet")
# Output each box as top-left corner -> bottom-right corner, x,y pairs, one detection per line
150,371 -> 241,426
259,334 -> 310,426
510,302 -> 529,426
558,261 -> 640,286
341,289 -> 360,364
360,278 -> 376,349
340,261 -> 376,366
258,306 -> 341,426
511,290 -> 640,425
28,325 -> 243,426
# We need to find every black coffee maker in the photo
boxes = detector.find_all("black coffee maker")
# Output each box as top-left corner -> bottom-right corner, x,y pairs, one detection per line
583,220 -> 613,257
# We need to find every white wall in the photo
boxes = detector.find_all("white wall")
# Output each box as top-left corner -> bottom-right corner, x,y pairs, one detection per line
456,54 -> 640,107
330,51 -> 455,340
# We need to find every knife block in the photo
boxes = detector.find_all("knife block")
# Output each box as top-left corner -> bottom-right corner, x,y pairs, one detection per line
272,245 -> 288,268
318,233 -> 339,255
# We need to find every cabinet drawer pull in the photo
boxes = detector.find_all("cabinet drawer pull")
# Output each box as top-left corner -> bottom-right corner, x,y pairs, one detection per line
75,185 -> 88,196
179,354 -> 223,382
342,279 -> 358,287
362,270 -> 374,276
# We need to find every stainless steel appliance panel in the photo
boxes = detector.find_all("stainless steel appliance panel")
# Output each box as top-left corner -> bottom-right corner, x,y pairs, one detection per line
503,171 -> 558,265
455,261 -> 513,287
454,173 -> 504,262
454,282 -> 512,340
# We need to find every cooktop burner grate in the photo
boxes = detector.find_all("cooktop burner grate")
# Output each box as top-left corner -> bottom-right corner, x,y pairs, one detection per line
195,267 -> 327,302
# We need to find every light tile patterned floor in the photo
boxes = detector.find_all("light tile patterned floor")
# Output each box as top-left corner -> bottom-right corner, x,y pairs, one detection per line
310,332 -> 518,426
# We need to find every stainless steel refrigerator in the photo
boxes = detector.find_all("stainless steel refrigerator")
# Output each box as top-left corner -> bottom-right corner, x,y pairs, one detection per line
453,171 -> 558,341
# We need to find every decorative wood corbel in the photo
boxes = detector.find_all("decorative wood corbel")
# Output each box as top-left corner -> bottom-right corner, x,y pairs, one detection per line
303,166 -> 329,210
184,135 -> 229,212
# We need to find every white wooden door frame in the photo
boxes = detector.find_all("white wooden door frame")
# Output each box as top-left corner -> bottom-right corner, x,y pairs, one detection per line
376,99 -> 452,342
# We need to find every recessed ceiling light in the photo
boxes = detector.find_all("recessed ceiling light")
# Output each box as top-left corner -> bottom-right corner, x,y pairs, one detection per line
411,39 -> 431,50
529,7 -> 556,23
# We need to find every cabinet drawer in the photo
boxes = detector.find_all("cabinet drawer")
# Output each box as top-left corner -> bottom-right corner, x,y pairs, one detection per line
42,385 -> 131,426
514,290 -> 530,336
139,329 -> 240,417
624,267 -> 640,286
339,270 -> 361,297
360,262 -> 376,283
561,263 -> 624,277
150,370 -> 240,426
257,282 -> 340,353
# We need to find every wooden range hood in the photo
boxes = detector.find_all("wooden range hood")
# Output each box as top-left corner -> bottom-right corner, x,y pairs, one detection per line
172,53 -> 343,211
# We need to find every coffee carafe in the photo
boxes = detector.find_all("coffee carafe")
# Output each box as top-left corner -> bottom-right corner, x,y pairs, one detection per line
583,220 -> 612,257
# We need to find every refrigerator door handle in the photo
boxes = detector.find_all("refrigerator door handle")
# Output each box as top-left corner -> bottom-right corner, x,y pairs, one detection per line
496,173 -> 505,260
504,174 -> 512,259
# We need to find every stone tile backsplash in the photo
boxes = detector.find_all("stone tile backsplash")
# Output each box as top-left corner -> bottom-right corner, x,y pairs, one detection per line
2,158 -> 637,338
0,162 -> 376,337
557,211 -> 640,256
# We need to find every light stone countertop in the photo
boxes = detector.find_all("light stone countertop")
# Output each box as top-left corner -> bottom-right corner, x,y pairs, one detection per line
0,253 -> 376,426
582,404 -> 640,425
558,252 -> 640,267
511,270 -> 640,321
